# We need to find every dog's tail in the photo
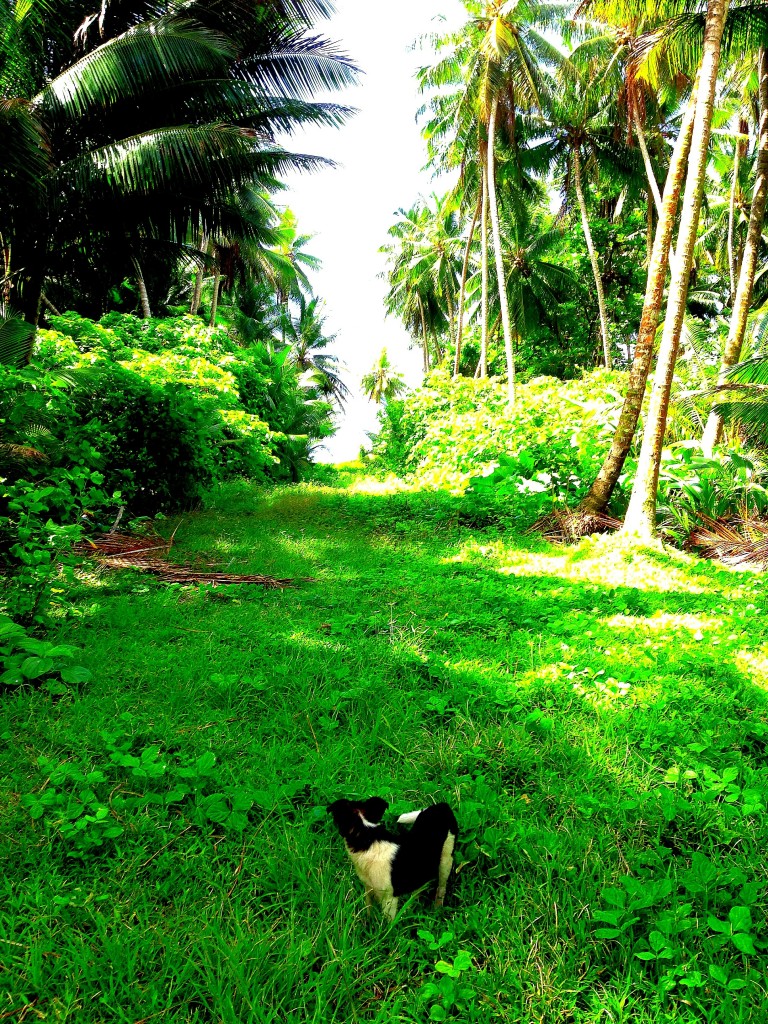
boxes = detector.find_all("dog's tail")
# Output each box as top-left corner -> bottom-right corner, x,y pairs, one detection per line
396,809 -> 423,825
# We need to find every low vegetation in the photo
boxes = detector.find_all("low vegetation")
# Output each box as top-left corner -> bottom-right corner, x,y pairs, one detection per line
2,476 -> 768,1023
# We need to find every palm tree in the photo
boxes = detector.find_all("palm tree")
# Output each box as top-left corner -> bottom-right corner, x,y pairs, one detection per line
361,349 -> 407,405
381,197 -> 463,371
576,80 -> 699,526
417,0 -> 561,396
623,0 -> 730,536
528,38 -> 640,370
286,294 -> 349,407
1,0 -> 357,326
702,47 -> 768,454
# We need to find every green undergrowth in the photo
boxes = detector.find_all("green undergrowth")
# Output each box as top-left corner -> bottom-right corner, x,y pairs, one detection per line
2,477 -> 768,1023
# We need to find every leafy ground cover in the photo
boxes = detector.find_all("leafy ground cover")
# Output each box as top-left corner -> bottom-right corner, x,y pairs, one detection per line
2,474 -> 768,1023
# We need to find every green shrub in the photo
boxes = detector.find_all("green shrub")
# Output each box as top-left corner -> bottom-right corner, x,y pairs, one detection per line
367,368 -> 627,516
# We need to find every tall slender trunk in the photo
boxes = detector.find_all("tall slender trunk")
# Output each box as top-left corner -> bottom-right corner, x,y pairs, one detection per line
623,0 -> 729,537
634,103 -> 677,273
573,145 -> 611,369
454,190 -> 482,377
727,141 -> 740,302
209,269 -> 221,327
190,231 -> 207,315
703,46 -> 768,455
417,292 -> 430,372
445,287 -> 455,359
646,200 -> 654,267
480,161 -> 490,378
633,103 -> 663,216
487,95 -> 516,403
579,80 -> 699,519
131,255 -> 151,319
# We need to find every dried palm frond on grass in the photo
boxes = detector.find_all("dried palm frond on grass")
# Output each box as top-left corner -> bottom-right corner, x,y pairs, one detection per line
687,514 -> 768,570
75,527 -> 300,588
530,506 -> 621,544
96,556 -> 296,588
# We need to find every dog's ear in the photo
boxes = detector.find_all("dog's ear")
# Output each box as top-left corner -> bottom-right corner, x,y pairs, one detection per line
327,799 -> 353,832
362,797 -> 388,823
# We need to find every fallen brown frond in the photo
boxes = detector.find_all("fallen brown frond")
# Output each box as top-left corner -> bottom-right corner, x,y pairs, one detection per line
95,556 -> 296,588
687,514 -> 768,570
73,531 -> 171,559
530,506 -> 621,544
75,526 -> 302,588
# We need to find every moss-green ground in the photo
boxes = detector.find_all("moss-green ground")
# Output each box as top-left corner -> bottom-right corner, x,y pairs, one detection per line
2,478 -> 768,1023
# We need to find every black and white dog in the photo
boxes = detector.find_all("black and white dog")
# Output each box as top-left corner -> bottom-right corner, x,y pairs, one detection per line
327,798 -> 458,920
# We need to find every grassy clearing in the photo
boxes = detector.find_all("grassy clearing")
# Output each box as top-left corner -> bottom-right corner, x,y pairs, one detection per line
2,476 -> 768,1023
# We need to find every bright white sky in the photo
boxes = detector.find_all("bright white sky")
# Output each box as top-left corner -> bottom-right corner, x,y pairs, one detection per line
283,0 -> 466,462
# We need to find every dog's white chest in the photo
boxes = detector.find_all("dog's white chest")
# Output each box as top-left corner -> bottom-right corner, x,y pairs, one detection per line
347,840 -> 398,894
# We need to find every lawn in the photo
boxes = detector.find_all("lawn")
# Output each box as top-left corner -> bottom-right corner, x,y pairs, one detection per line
2,476 -> 768,1023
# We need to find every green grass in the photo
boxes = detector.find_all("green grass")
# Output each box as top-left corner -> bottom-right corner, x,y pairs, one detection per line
2,476 -> 768,1023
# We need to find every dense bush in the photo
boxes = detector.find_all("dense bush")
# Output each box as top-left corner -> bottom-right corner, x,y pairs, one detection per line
367,368 -> 627,515
0,311 -> 335,621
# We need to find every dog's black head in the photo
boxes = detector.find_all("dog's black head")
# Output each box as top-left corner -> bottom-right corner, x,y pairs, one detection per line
327,797 -> 389,846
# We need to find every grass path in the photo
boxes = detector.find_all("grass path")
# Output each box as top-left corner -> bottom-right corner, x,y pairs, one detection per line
2,478 -> 768,1023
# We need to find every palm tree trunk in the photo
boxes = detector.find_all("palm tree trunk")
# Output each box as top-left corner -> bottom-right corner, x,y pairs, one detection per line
190,231 -> 207,315
131,255 -> 151,319
572,145 -> 611,369
579,79 -> 699,520
445,287 -> 455,359
632,103 -> 663,216
646,201 -> 654,267
209,269 -> 221,327
703,46 -> 768,456
480,162 -> 490,378
623,0 -> 729,537
454,190 -> 481,377
417,293 -> 430,372
727,142 -> 740,302
487,95 -> 516,403
633,103 -> 677,274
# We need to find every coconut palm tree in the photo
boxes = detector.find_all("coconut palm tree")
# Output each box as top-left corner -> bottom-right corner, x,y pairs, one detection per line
527,37 -> 641,370
1,0 -> 357,326
381,197 -> 463,371
623,0 -> 730,536
286,294 -> 349,407
361,349 -> 407,405
703,47 -> 768,454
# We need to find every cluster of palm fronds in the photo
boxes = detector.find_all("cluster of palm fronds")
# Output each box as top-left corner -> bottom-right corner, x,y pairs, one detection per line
687,514 -> 768,569
74,529 -> 298,588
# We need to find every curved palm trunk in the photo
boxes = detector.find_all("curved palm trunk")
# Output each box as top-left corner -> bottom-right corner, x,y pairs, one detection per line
480,162 -> 490,378
623,0 -> 729,537
454,190 -> 482,377
703,47 -> 768,456
572,146 -> 611,369
131,255 -> 151,319
487,95 -> 516,403
579,80 -> 699,519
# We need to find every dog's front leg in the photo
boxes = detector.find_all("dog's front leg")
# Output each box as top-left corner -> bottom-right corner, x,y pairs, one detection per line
435,834 -> 455,907
380,894 -> 398,921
